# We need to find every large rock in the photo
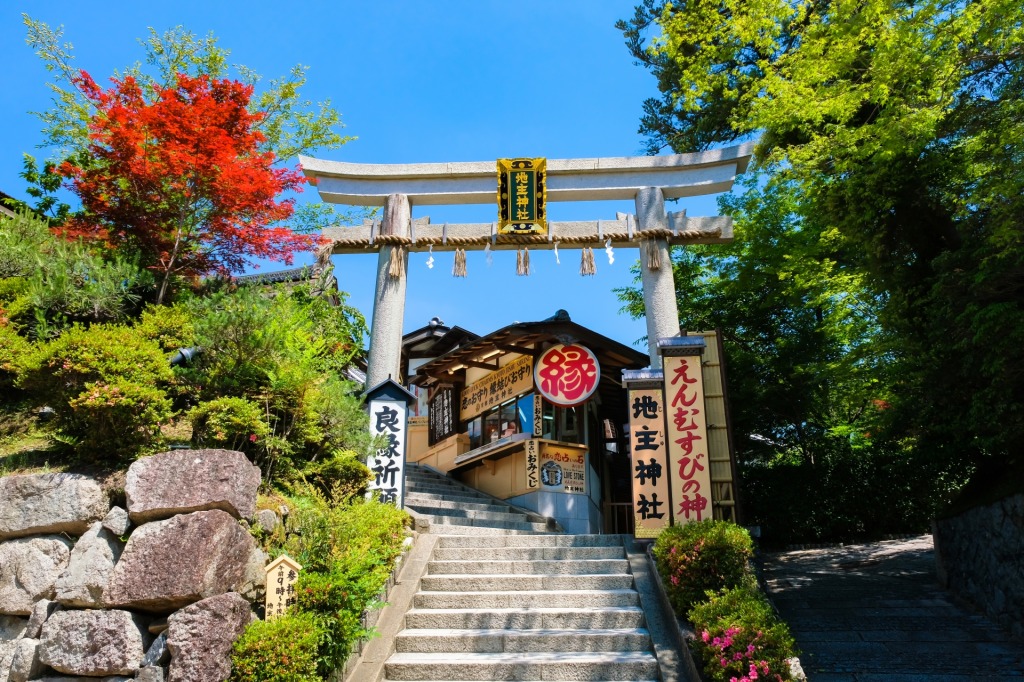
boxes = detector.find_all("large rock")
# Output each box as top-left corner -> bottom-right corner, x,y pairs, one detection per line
166,593 -> 251,682
37,678 -> 132,682
254,509 -> 279,534
25,600 -> 57,638
236,546 -> 269,603
0,536 -> 73,615
8,637 -> 42,682
0,641 -> 16,682
104,510 -> 255,612
125,450 -> 260,523
38,609 -> 146,677
0,614 -> 27,640
103,506 -> 132,537
0,473 -> 107,540
54,521 -> 124,607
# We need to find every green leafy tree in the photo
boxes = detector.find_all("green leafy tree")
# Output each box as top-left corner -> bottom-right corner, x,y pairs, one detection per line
0,208 -> 152,338
620,0 -> 1023,469
181,284 -> 369,482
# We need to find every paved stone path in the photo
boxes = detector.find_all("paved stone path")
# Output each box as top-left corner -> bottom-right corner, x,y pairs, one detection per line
763,534 -> 1024,681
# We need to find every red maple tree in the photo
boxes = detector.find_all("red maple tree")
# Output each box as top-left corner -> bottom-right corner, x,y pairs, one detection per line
59,70 -> 318,304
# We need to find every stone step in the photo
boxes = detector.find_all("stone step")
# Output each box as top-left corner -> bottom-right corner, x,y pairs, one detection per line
420,574 -> 635,592
407,491 -> 520,507
405,480 -> 492,496
432,545 -> 624,561
404,495 -> 513,514
404,607 -> 646,630
406,505 -> 534,524
413,589 -> 640,610
427,559 -> 630,575
422,524 -> 546,537
395,627 -> 652,653
384,651 -> 659,681
436,534 -> 625,549
423,516 -> 550,533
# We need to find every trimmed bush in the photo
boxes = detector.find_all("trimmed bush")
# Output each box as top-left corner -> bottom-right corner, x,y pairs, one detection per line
300,450 -> 372,501
17,323 -> 173,459
689,585 -> 798,682
135,303 -> 195,353
230,612 -> 321,682
0,325 -> 30,394
653,520 -> 753,614
190,396 -> 270,454
67,379 -> 172,454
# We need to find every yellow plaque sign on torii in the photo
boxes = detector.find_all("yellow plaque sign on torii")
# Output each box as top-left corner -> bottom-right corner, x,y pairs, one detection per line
497,158 -> 547,235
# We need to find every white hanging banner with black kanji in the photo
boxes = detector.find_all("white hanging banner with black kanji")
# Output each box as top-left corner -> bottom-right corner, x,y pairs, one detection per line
368,399 -> 408,507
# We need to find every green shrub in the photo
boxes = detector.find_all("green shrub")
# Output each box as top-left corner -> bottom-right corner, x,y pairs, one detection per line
230,612 -> 321,682
299,450 -> 371,501
294,569 -> 367,678
0,325 -> 30,394
189,396 -> 270,455
67,379 -> 172,454
179,287 -> 369,485
653,520 -> 753,615
135,303 -> 195,353
689,585 -> 798,682
17,323 -> 173,459
275,489 -> 408,674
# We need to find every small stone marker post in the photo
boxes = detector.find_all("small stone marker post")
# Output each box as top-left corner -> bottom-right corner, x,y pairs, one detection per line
264,554 -> 301,620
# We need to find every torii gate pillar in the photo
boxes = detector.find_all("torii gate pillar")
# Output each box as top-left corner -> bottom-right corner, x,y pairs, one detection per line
365,193 -> 410,389
636,187 -> 680,370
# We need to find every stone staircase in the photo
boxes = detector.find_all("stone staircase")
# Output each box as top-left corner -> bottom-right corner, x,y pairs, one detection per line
381,465 -> 663,681
404,463 -> 556,535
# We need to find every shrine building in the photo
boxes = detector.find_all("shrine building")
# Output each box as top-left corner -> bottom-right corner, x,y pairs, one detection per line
399,310 -> 648,534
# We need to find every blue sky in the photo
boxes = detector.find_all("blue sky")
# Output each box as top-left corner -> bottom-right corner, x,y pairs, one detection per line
1,1 -> 725,349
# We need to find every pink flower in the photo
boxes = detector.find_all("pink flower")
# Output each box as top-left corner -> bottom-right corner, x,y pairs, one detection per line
249,434 -> 258,443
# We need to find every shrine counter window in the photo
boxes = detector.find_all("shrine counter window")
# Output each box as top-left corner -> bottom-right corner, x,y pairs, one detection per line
466,393 -> 534,449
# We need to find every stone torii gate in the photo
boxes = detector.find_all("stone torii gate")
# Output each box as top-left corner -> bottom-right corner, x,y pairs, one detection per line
299,143 -> 753,389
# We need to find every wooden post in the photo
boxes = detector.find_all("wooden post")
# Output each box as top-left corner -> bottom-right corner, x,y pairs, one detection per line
365,193 -> 411,389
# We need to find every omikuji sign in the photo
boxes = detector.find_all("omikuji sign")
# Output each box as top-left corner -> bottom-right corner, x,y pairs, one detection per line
497,158 -> 547,235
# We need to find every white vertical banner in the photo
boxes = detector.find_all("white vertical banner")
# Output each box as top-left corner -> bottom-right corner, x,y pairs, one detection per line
368,399 -> 407,507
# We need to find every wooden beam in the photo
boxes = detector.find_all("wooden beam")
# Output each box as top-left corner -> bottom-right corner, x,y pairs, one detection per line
463,360 -> 499,370
496,343 -> 538,356
323,215 -> 733,254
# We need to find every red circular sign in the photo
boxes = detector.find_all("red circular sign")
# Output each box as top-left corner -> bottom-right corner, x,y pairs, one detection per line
534,343 -> 601,407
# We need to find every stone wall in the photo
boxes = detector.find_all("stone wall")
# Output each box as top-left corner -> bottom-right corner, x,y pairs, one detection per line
0,449 -> 273,682
933,493 -> 1024,640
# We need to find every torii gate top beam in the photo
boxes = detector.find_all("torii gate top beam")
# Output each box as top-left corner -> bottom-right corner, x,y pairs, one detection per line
299,142 -> 753,207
